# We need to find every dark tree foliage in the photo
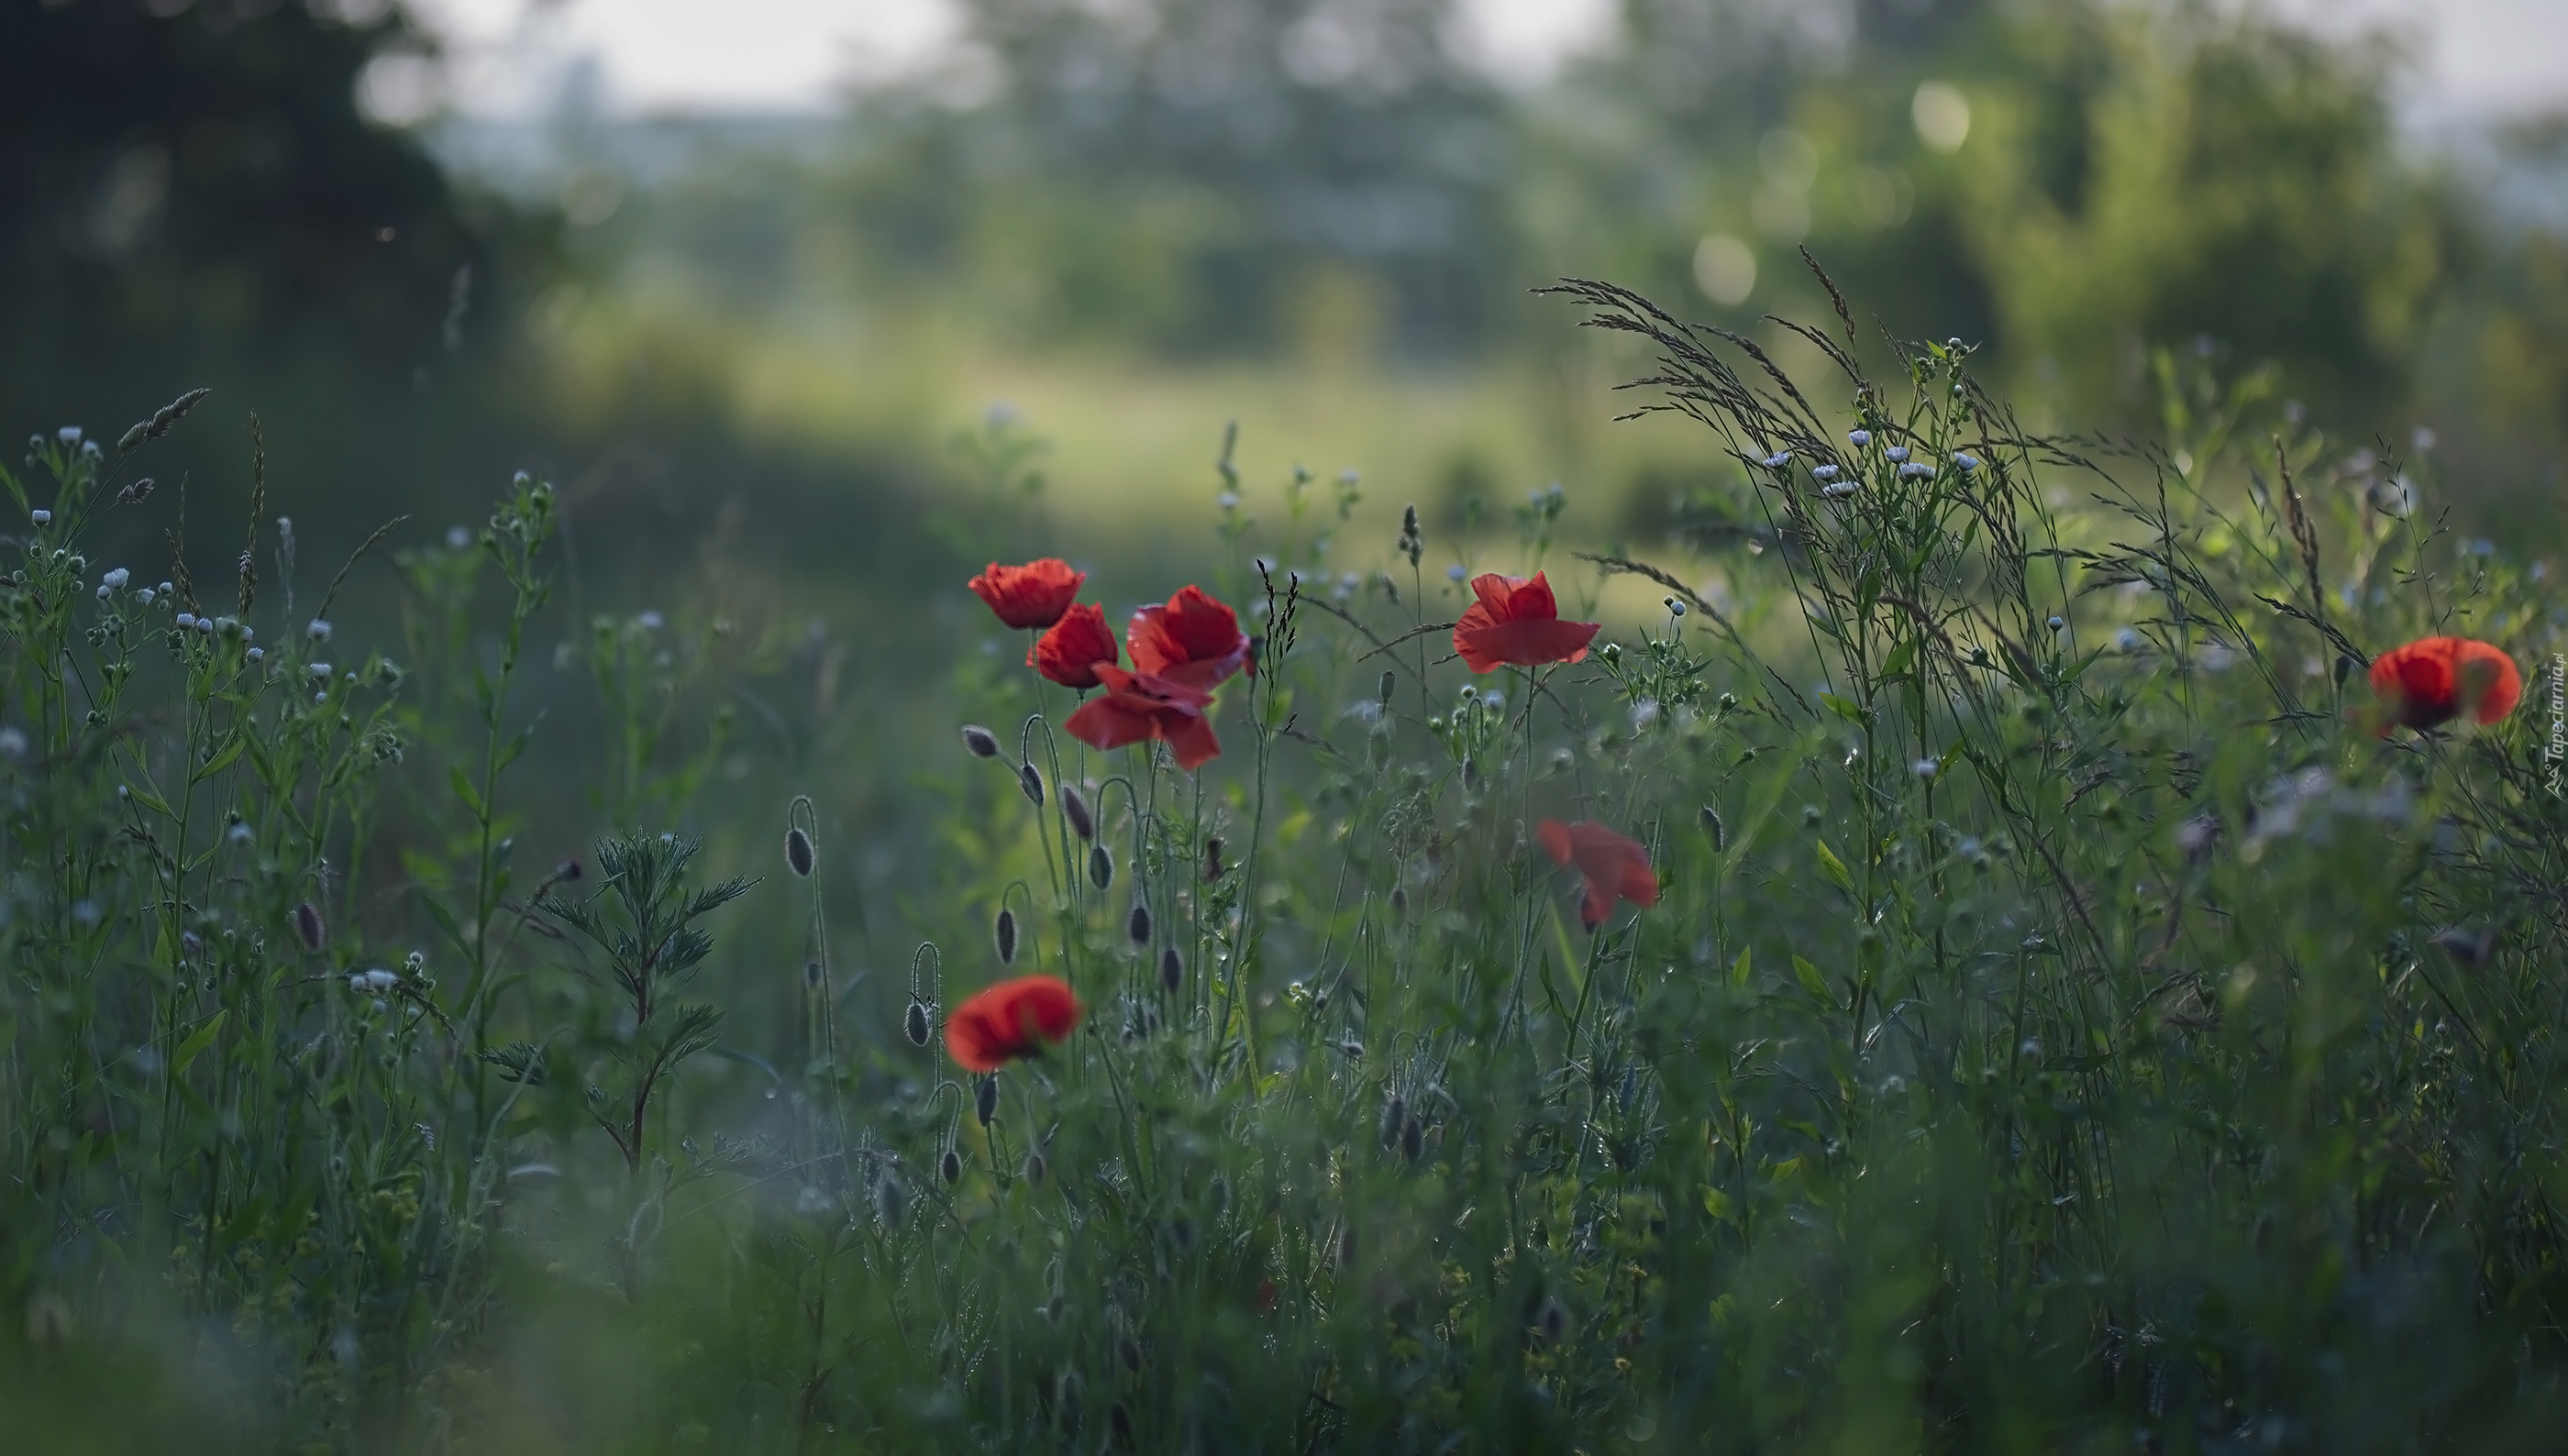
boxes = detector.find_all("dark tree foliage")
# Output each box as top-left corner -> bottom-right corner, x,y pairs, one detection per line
0,0 -> 530,411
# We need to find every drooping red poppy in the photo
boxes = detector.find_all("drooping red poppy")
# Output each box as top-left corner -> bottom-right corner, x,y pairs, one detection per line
1454,573 -> 1600,674
1064,665 -> 1223,770
2366,636 -> 2521,734
1033,601 -> 1119,689
1538,819 -> 1659,930
969,558 -> 1085,631
946,974 -> 1082,1072
1128,585 -> 1252,689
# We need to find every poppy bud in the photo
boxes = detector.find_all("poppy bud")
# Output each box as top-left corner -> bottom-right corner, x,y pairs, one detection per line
904,998 -> 933,1047
557,857 -> 583,882
1062,784 -> 1094,841
1400,1114 -> 1423,1163
2431,926 -> 2496,966
961,723 -> 1002,758
1389,888 -> 1407,919
1159,944 -> 1182,995
995,908 -> 1018,964
975,1074 -> 1000,1127
293,901 -> 325,952
1203,837 -> 1224,882
1462,756 -> 1479,792
1109,1403 -> 1134,1445
1378,1093 -> 1407,1152
1117,1334 -> 1143,1373
804,961 -> 824,987
1024,1150 -> 1047,1186
1127,902 -> 1152,944
1377,669 -> 1396,706
1088,844 -> 1113,889
877,1175 -> 906,1227
784,826 -> 814,877
941,1148 -> 963,1186
1536,1295 -> 1571,1346
1700,805 -> 1724,851
1018,762 -> 1045,808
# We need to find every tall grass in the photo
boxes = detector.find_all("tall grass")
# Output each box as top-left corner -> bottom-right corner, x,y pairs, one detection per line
4,278 -> 2563,1452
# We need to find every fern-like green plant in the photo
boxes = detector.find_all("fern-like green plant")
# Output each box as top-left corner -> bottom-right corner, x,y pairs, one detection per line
504,832 -> 752,1174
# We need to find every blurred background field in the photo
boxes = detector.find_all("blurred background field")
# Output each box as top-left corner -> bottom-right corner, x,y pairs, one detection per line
6,1 -> 2568,1443
15,0 -> 2568,552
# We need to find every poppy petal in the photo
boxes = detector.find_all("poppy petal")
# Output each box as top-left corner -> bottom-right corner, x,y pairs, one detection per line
1456,617 -> 1600,673
1034,602 -> 1120,688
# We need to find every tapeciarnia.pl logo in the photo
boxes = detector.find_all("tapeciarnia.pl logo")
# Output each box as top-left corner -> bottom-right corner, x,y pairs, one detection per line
2548,654 -> 2564,797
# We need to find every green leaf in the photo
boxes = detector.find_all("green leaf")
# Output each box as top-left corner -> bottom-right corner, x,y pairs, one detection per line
172,1009 -> 227,1078
1700,1185 -> 1740,1226
448,766 -> 485,820
1817,692 -> 1865,724
1729,948 -> 1752,988
1878,635 -> 1919,679
193,734 -> 245,782
496,726 -> 536,773
419,893 -> 472,963
1815,840 -> 1854,896
1791,954 -> 1833,1008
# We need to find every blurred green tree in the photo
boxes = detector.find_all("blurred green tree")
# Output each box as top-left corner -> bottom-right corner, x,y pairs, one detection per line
0,0 -> 544,439
1535,0 -> 2460,430
906,0 -> 1518,357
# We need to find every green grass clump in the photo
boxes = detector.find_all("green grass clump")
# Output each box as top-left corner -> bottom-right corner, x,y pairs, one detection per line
4,283 -> 2565,1452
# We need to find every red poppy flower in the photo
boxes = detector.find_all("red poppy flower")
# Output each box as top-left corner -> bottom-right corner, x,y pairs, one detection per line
1129,585 -> 1252,689
2367,636 -> 2521,734
969,558 -> 1085,631
1454,573 -> 1600,674
1538,819 -> 1659,930
1064,665 -> 1223,769
946,974 -> 1082,1072
1033,602 -> 1119,689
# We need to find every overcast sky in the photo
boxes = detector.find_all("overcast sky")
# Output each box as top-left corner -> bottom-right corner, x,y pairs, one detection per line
411,0 -> 2566,122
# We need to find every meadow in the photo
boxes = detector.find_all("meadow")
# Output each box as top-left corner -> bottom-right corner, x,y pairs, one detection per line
4,272 -> 2564,1453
